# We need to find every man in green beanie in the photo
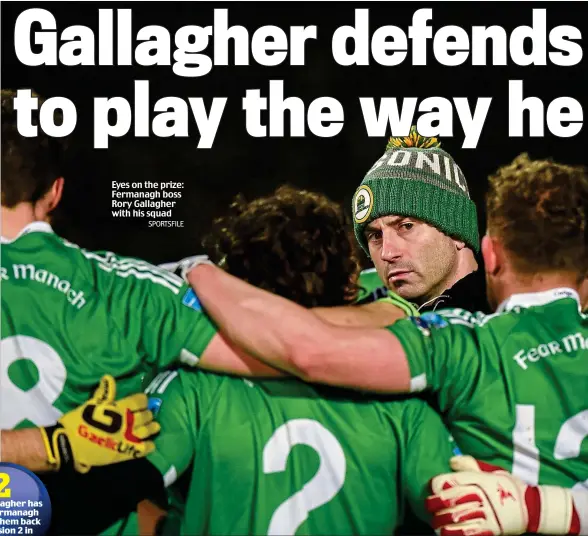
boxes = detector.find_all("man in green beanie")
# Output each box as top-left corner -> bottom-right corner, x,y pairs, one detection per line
353,128 -> 490,313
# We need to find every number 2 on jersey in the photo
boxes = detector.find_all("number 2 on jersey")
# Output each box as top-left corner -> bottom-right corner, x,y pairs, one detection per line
263,419 -> 347,535
512,404 -> 588,490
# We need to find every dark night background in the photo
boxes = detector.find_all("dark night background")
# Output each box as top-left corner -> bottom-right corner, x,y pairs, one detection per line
2,2 -> 587,266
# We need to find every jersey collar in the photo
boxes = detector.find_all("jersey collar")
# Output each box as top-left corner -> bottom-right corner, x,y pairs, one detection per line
1,221 -> 54,244
497,288 -> 581,313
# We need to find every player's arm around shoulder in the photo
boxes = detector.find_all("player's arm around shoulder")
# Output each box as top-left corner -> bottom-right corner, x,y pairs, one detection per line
313,276 -> 417,328
155,256 -> 285,377
312,299 -> 408,328
188,263 -> 412,392
284,321 -> 412,393
198,332 -> 287,377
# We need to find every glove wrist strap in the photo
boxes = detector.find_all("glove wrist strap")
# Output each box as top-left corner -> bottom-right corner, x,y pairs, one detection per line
40,424 -> 61,470
40,424 -> 75,473
533,485 -> 580,535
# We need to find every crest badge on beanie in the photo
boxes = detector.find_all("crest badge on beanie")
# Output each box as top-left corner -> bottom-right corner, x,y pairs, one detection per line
353,128 -> 480,255
353,185 -> 374,224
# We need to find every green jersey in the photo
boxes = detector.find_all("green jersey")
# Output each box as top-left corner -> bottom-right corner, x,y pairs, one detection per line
357,268 -> 419,316
0,222 -> 217,430
146,369 -> 455,535
389,288 -> 588,490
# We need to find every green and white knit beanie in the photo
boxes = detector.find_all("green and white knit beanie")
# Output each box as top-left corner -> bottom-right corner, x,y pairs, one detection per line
352,128 -> 480,254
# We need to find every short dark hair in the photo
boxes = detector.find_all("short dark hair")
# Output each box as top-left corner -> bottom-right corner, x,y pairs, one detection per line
487,153 -> 588,277
1,89 -> 66,207
204,185 -> 361,307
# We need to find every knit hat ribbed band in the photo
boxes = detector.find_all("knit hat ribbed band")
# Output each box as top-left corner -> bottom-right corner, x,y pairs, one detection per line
353,146 -> 480,254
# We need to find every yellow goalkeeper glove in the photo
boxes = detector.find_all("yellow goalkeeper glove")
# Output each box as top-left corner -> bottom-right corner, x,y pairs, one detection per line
40,375 -> 161,473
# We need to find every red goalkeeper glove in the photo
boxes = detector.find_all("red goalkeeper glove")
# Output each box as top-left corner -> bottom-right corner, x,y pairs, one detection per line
427,455 -> 581,536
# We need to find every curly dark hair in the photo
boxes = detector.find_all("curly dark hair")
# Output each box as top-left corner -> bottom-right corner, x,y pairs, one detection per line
1,89 -> 67,207
486,153 -> 588,278
203,185 -> 361,307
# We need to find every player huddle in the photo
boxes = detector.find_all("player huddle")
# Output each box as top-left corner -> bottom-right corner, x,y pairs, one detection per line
1,89 -> 587,536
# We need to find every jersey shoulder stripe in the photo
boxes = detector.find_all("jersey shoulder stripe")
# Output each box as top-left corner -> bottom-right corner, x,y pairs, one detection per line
62,240 -> 183,294
145,370 -> 179,395
438,308 -> 491,327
